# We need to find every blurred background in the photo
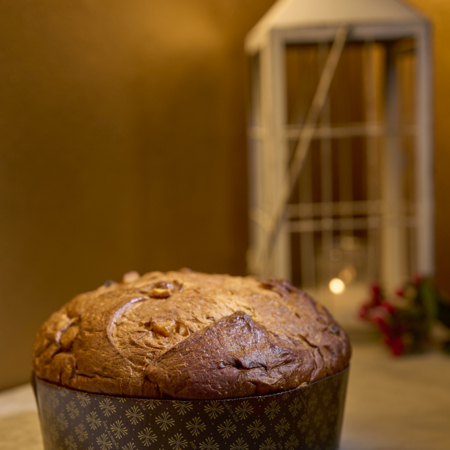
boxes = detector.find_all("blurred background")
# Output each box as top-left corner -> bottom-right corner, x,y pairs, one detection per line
0,0 -> 449,391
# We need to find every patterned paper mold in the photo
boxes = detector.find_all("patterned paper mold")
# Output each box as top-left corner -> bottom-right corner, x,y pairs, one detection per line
33,368 -> 348,450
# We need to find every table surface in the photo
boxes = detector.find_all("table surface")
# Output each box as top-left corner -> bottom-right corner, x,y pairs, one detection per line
1,341 -> 450,450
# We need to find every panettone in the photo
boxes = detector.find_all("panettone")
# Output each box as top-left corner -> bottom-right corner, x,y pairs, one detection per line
32,270 -> 351,400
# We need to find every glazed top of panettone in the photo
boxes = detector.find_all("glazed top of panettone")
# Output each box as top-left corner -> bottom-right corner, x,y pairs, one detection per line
32,270 -> 351,399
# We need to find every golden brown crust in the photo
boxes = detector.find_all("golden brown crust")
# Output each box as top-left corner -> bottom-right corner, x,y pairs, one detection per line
32,271 -> 351,399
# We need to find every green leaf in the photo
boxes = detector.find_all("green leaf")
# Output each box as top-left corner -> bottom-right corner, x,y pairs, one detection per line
418,277 -> 438,331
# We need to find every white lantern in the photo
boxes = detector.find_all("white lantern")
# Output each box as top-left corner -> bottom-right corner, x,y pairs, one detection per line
245,0 -> 433,320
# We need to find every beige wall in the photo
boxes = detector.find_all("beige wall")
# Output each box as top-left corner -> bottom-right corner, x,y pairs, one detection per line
0,0 -> 449,390
406,0 -> 450,297
0,0 -> 275,390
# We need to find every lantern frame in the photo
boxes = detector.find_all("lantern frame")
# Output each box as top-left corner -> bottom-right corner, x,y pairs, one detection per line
245,0 -> 433,296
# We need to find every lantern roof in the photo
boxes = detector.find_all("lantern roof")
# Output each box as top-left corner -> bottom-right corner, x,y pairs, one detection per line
246,0 -> 428,52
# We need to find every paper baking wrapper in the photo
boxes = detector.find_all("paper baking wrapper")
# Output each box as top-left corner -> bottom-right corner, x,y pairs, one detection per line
33,367 -> 348,450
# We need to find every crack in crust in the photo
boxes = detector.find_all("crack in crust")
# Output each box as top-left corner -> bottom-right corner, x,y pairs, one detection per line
32,270 -> 351,399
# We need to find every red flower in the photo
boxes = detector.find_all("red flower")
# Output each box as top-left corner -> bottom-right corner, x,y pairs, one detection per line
371,283 -> 381,296
359,277 -> 437,356
370,283 -> 382,305
380,301 -> 395,315
358,304 -> 370,320
372,314 -> 392,337
385,336 -> 405,356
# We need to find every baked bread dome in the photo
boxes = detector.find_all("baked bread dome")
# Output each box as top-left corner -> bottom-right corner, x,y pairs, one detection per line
32,270 -> 351,399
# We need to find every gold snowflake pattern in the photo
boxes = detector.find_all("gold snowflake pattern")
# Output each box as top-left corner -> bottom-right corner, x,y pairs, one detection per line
125,406 -> 144,425
305,429 -> 315,448
49,424 -> 58,441
75,424 -> 88,442
76,392 -> 90,407
111,420 -> 128,439
59,389 -> 68,397
50,392 -> 60,408
320,426 -> 330,443
87,447 -> 94,450
118,397 -> 127,403
247,419 -> 266,439
138,427 -> 158,446
264,401 -> 280,420
86,411 -> 101,430
204,401 -> 225,419
143,399 -> 161,410
230,438 -> 249,450
173,401 -> 193,415
331,374 -> 341,390
297,413 -> 309,433
96,433 -> 113,450
308,394 -> 318,411
100,398 -> 116,417
323,388 -> 332,406
284,434 -> 299,450
39,396 -> 49,414
217,419 -> 236,438
317,380 -> 325,393
313,409 -> 324,428
168,432 -> 188,450
288,397 -> 302,417
56,413 -> 68,431
65,435 -> 77,450
122,443 -> 137,450
186,416 -> 206,436
66,401 -> 79,419
235,401 -> 254,420
155,412 -> 175,431
259,438 -> 276,450
199,437 -> 219,450
275,417 -> 290,437
327,403 -> 339,421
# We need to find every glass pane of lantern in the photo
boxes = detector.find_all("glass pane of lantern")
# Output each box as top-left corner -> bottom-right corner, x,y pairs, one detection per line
285,40 -> 419,324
